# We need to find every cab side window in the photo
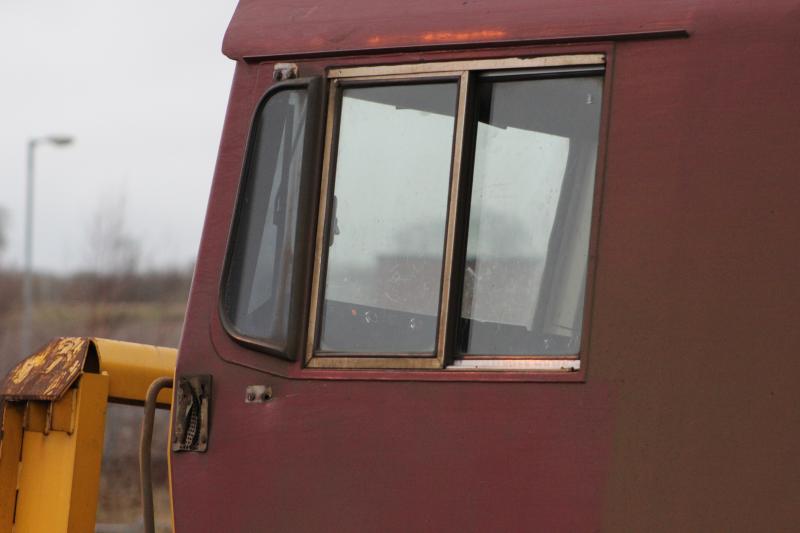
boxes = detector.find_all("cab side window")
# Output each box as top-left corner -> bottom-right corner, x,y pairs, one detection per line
221,85 -> 312,357
306,57 -> 605,369
319,82 -> 459,354
458,74 -> 602,356
221,55 -> 605,371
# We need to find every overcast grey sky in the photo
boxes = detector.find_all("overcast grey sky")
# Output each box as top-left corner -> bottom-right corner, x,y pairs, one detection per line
0,0 -> 239,273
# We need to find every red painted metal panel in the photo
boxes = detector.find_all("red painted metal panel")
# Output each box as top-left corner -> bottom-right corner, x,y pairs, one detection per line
173,368 -> 614,531
173,0 -> 800,530
222,0 -> 695,59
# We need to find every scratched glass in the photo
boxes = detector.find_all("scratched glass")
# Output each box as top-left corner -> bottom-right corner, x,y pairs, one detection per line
458,75 -> 603,355
222,89 -> 308,351
319,83 -> 458,353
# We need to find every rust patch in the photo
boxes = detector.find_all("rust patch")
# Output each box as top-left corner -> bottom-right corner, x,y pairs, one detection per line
1,338 -> 91,401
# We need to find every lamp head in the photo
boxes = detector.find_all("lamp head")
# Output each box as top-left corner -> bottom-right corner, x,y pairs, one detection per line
46,135 -> 74,146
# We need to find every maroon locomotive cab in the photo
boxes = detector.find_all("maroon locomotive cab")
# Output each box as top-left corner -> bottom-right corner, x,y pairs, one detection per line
171,1 -> 800,531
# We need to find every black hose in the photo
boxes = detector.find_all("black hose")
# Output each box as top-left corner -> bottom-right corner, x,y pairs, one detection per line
139,377 -> 173,533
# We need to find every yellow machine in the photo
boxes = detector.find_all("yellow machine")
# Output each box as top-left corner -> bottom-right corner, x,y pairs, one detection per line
0,338 -> 175,532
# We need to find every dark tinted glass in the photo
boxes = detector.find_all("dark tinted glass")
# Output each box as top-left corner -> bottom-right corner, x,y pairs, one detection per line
222,89 -> 308,352
458,75 -> 603,355
318,82 -> 458,353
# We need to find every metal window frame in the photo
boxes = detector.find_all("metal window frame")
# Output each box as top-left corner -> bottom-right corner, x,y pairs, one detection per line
305,53 -> 605,371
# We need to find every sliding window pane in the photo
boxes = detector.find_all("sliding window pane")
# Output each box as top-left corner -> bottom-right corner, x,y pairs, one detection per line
319,82 -> 458,353
459,75 -> 603,355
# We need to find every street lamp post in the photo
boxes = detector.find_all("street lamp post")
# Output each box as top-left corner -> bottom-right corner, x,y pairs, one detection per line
21,135 -> 75,356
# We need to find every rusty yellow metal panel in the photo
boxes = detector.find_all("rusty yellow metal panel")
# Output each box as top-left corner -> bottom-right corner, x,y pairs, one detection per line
12,372 -> 109,533
50,389 -> 78,434
1,337 -> 176,406
0,337 -> 177,532
0,403 -> 24,530
0,338 -> 90,402
23,401 -> 48,433
94,338 -> 176,405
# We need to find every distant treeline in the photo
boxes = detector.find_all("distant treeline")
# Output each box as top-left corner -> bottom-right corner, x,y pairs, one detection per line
0,267 -> 193,307
0,266 -> 194,374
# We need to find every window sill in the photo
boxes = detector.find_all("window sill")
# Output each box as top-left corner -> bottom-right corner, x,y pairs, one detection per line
447,358 -> 580,371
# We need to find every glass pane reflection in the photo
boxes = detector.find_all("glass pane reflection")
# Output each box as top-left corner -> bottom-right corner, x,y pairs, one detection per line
459,76 -> 603,355
222,89 -> 308,351
319,83 -> 458,353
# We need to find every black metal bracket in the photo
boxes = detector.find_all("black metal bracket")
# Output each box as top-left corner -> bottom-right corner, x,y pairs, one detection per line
171,375 -> 211,453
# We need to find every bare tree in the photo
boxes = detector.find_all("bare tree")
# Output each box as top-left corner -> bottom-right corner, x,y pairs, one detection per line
0,206 -> 7,259
0,206 -> 21,375
86,195 -> 141,276
84,194 -> 142,335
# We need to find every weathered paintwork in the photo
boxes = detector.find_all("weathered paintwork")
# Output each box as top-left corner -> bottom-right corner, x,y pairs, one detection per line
173,0 -> 800,531
0,337 -> 176,405
222,0 -> 694,60
0,337 -> 90,401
